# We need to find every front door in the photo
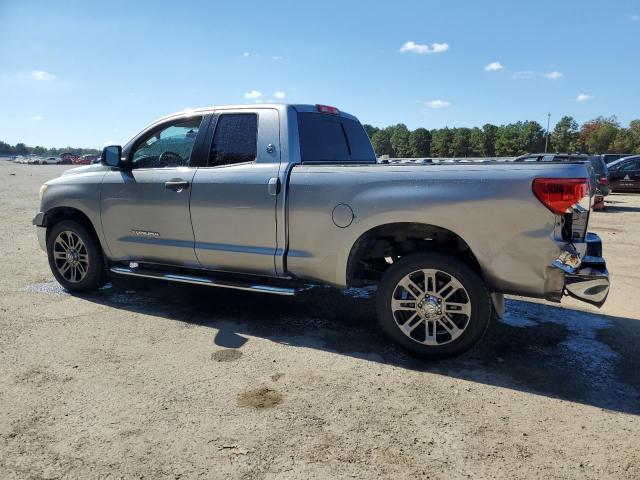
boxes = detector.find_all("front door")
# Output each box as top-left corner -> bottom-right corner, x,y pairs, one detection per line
189,109 -> 281,275
610,158 -> 640,191
101,115 -> 206,267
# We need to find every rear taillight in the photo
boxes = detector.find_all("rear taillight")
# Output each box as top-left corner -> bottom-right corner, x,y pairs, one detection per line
532,178 -> 589,215
316,104 -> 340,115
598,175 -> 608,185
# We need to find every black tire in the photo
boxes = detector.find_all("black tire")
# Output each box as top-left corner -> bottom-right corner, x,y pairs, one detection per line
376,253 -> 492,359
46,220 -> 108,292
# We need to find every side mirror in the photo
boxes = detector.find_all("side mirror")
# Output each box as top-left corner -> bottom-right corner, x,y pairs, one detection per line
101,145 -> 123,168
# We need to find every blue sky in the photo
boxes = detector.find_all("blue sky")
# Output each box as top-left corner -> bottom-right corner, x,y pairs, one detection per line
1,0 -> 639,147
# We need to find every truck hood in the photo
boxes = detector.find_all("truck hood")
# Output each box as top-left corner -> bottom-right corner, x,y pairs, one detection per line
61,164 -> 109,176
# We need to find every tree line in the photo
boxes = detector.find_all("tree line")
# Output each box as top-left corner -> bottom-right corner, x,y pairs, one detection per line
364,116 -> 640,158
0,141 -> 100,157
2,114 -> 639,159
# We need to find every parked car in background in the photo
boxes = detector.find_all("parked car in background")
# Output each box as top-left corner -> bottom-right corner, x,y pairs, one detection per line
60,153 -> 79,164
39,157 -> 60,165
600,153 -> 634,165
607,155 -> 640,192
74,154 -> 99,165
587,155 -> 611,196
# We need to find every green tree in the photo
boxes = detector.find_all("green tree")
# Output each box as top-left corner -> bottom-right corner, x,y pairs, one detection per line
370,129 -> 393,157
482,124 -> 498,157
468,128 -> 485,157
390,124 -> 411,157
551,116 -> 579,152
362,124 -> 379,138
431,127 -> 453,157
15,143 -> 28,155
409,128 -> 431,157
494,123 -> 521,156
628,119 -> 640,154
521,121 -> 545,153
611,129 -> 633,153
452,128 -> 471,157
0,141 -> 15,155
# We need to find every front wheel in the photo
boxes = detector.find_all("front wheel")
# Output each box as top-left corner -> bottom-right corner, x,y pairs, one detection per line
376,253 -> 492,359
46,220 -> 108,292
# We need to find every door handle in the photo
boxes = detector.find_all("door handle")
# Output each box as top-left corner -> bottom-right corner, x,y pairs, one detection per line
165,179 -> 190,192
267,177 -> 280,196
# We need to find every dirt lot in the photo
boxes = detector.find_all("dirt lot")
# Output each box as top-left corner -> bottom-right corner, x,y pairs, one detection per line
1,162 -> 639,479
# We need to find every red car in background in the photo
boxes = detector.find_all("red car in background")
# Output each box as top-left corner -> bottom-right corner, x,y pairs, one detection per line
59,153 -> 78,164
73,154 -> 99,165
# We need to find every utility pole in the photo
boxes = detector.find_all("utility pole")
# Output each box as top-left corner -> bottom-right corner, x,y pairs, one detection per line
544,113 -> 551,153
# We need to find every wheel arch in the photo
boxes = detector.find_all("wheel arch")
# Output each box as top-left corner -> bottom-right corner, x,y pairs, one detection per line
43,206 -> 104,251
345,222 -> 484,288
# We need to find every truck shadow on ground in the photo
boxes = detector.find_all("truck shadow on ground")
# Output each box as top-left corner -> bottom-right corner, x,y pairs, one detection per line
76,279 -> 640,415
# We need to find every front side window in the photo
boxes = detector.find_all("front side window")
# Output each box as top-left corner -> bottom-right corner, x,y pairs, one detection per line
620,160 -> 639,172
209,114 -> 258,166
131,117 -> 202,169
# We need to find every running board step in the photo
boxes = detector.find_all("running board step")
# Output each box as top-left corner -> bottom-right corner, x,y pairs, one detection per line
110,266 -> 297,296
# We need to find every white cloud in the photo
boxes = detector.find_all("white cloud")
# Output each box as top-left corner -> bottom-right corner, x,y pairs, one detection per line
400,41 -> 449,54
242,52 -> 250,57
512,70 -> 536,79
273,91 -> 285,99
271,56 -> 283,60
31,70 -> 56,81
31,115 -> 44,121
430,43 -> 449,53
576,93 -> 594,102
630,14 -> 639,21
484,62 -> 504,71
545,70 -> 563,80
426,100 -> 451,109
244,90 -> 262,99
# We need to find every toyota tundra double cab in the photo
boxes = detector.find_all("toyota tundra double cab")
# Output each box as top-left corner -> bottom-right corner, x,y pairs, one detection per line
34,104 -> 610,357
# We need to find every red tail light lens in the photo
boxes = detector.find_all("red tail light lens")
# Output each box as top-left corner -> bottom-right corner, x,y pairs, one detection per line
598,175 -> 608,185
532,178 -> 589,215
316,104 -> 340,115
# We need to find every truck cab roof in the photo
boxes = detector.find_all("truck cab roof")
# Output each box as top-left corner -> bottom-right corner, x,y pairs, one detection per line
155,104 -> 359,122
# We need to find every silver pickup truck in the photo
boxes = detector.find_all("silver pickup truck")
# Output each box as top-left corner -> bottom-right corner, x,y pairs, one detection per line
34,104 -> 609,357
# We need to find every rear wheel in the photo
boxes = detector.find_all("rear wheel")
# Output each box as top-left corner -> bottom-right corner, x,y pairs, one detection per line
376,253 -> 492,359
47,220 -> 108,292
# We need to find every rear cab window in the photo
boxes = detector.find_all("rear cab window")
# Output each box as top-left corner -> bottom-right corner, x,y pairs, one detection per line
208,113 -> 258,166
297,112 -> 375,163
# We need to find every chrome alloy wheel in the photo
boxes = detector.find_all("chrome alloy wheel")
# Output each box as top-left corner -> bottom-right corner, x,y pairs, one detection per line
391,268 -> 472,346
52,230 -> 89,283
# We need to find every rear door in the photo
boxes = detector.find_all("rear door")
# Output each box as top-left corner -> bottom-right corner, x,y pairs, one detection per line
189,108 -> 281,275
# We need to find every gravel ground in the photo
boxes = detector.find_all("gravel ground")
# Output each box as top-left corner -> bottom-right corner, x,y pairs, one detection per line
1,162 -> 639,479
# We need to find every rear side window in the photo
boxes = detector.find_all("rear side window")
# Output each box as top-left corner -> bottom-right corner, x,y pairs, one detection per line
297,113 -> 375,163
209,114 -> 257,166
588,157 -> 606,175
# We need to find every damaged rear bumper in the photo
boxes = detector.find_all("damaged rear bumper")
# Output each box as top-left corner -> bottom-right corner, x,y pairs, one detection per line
552,232 -> 610,307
